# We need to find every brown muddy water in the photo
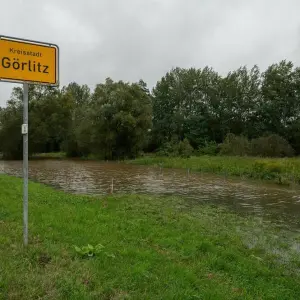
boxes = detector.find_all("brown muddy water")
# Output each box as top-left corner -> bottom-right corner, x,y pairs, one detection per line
1,159 -> 300,230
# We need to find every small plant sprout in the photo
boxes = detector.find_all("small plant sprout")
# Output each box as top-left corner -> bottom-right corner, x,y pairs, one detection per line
74,243 -> 105,258
74,243 -> 115,259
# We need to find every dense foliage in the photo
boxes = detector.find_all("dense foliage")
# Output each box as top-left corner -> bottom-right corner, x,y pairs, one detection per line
0,79 -> 152,159
1,60 -> 300,159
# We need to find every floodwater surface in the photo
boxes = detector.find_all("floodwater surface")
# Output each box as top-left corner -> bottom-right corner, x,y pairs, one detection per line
1,159 -> 300,229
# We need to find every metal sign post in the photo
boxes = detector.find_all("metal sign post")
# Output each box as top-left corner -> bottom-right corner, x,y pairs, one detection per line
0,35 -> 59,246
22,83 -> 29,246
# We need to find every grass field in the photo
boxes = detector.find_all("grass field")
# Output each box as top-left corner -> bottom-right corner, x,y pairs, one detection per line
130,155 -> 300,186
1,175 -> 300,299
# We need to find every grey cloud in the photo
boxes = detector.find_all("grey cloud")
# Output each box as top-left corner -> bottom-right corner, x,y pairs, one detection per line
1,0 -> 300,106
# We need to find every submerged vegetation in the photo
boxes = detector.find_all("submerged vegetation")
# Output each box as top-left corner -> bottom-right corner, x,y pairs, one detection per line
1,174 -> 300,299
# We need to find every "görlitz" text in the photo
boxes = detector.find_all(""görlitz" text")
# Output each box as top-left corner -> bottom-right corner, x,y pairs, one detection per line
1,57 -> 49,73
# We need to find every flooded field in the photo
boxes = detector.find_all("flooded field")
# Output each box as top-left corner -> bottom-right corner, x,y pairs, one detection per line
1,159 -> 300,229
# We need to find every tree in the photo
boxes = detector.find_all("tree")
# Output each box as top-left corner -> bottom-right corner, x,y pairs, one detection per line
218,65 -> 262,139
152,67 -> 222,149
60,82 -> 91,157
258,61 -> 300,136
28,85 -> 71,153
0,89 -> 23,159
85,78 -> 152,159
0,85 -> 72,158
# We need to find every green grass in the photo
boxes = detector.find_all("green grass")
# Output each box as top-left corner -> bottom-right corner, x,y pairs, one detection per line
30,152 -> 103,161
31,152 -> 67,159
1,175 -> 300,299
130,155 -> 300,185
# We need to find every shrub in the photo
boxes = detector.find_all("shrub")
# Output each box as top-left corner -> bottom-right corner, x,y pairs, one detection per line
252,160 -> 285,181
198,141 -> 219,156
219,133 -> 295,158
156,140 -> 177,157
156,138 -> 193,158
250,134 -> 294,157
220,134 -> 250,156
177,138 -> 193,158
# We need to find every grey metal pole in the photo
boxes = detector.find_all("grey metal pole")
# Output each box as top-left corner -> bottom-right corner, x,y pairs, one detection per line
23,83 -> 29,246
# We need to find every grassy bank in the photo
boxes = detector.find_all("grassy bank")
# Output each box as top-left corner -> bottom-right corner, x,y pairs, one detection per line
31,153 -> 100,161
31,152 -> 67,159
130,155 -> 300,185
1,175 -> 300,299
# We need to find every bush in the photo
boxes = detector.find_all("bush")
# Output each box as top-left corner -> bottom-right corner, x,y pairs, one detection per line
250,134 -> 294,157
219,133 -> 294,158
198,141 -> 219,156
156,138 -> 193,158
220,134 -> 250,156
156,140 -> 177,157
177,138 -> 193,158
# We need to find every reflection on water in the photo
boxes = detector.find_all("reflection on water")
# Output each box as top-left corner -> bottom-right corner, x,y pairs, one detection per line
0,159 -> 300,228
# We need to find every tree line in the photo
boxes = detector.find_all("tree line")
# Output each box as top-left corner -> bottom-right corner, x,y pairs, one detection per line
1,60 -> 300,159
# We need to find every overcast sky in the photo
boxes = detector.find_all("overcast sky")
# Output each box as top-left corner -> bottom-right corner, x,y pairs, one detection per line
0,0 -> 300,106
